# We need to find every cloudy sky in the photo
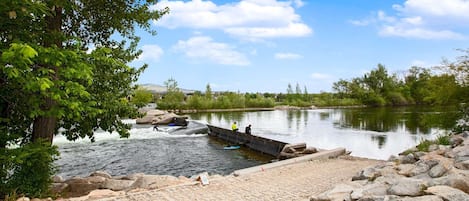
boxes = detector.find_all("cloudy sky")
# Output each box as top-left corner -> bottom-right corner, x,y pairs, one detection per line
130,0 -> 469,93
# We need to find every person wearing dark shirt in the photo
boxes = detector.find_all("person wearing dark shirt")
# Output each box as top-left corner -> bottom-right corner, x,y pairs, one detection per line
245,124 -> 251,134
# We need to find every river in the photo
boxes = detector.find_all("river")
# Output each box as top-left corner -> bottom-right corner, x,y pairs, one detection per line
54,106 -> 459,179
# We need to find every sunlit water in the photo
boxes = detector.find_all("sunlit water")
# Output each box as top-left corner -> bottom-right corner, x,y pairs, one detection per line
55,106 -> 459,179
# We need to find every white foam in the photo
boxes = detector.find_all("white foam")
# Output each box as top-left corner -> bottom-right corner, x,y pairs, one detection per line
53,122 -> 207,145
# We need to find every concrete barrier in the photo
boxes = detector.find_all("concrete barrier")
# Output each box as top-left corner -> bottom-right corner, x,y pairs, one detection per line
233,148 -> 346,176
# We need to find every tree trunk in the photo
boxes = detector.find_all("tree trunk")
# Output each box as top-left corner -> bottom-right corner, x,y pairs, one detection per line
32,97 -> 57,144
32,6 -> 62,143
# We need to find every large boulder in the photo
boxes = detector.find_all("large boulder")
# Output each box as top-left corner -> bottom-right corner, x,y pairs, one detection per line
102,179 -> 135,191
386,178 -> 427,196
425,185 -> 469,201
64,177 -> 102,197
135,109 -> 168,124
130,175 -> 184,189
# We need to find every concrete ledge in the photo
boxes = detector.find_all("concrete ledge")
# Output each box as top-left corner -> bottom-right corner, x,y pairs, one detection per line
233,148 -> 346,176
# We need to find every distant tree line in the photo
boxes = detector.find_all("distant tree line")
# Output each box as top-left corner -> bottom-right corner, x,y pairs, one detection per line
135,49 -> 469,109
332,50 -> 469,106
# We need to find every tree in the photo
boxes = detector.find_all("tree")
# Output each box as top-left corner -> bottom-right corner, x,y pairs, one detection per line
1,0 -> 168,196
132,88 -> 154,108
158,78 -> 185,110
1,0 -> 168,143
205,83 -> 213,100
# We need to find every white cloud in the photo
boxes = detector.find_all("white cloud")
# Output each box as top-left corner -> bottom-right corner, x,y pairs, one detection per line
172,36 -> 250,66
379,26 -> 465,39
275,52 -> 302,60
393,0 -> 469,19
137,45 -> 164,61
311,73 -> 332,80
152,0 -> 312,40
351,0 -> 469,40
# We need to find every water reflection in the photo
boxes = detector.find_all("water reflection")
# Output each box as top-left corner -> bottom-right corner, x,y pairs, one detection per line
334,107 -> 458,134
188,106 -> 459,160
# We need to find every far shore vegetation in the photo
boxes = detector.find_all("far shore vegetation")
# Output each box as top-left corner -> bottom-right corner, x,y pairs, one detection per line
134,50 -> 469,110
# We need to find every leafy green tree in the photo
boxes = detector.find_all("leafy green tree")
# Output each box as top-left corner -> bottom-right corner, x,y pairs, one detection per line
132,88 -> 154,108
158,78 -> 185,110
205,83 -> 213,100
0,0 -> 167,197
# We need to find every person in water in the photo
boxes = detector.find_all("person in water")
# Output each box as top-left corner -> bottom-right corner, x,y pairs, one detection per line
245,124 -> 251,134
153,124 -> 159,131
231,122 -> 238,132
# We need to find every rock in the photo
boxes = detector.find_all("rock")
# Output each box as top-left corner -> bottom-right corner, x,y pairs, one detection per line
455,160 -> 469,170
52,175 -> 64,183
50,183 -> 68,194
89,171 -> 112,179
130,175 -> 182,189
16,197 -> 30,201
428,144 -> 439,152
351,182 -> 389,199
428,173 -> 469,193
450,135 -> 464,147
64,179 -> 101,197
85,176 -> 106,184
387,178 -> 427,196
301,147 -> 318,154
121,173 -> 145,180
352,167 -> 381,181
135,109 -> 167,124
428,163 -> 449,178
425,185 -> 469,201
102,179 -> 135,191
410,162 -> 431,176
413,152 -> 427,160
400,154 -> 417,164
311,183 -> 357,201
398,195 -> 443,201
388,155 -> 398,162
396,164 -> 415,177
86,189 -> 125,199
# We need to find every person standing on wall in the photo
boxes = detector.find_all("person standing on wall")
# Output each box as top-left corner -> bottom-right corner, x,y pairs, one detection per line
245,124 -> 251,134
231,122 -> 238,132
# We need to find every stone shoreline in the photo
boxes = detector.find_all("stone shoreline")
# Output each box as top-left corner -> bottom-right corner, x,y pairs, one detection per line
15,133 -> 469,201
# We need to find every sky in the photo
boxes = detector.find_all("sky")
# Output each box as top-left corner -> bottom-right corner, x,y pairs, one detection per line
130,0 -> 469,93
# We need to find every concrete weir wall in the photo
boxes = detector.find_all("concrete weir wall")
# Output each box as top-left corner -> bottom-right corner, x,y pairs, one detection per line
207,125 -> 287,157
233,148 -> 346,176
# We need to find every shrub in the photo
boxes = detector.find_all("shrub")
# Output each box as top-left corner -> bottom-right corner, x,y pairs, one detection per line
1,141 -> 59,199
416,139 -> 433,152
436,134 -> 451,145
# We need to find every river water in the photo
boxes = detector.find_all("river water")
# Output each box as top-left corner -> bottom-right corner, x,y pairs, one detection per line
54,106 -> 459,179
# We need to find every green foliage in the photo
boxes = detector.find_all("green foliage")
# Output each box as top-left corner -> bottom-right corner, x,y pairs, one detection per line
157,78 -> 185,110
453,103 -> 469,134
416,139 -> 433,152
132,88 -> 154,108
436,134 -> 451,146
1,0 -> 167,197
1,141 -> 59,198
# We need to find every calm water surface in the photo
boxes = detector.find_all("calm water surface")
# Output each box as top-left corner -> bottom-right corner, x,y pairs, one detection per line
54,106 -> 459,179
188,106 -> 459,159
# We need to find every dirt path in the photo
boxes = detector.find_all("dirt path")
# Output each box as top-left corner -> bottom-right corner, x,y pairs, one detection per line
90,156 -> 381,201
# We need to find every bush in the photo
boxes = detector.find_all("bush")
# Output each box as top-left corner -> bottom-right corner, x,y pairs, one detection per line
436,134 -> 451,145
1,141 -> 59,199
453,103 -> 469,134
416,139 -> 433,152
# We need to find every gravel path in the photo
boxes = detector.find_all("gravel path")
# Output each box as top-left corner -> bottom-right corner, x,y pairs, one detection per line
94,156 -> 381,201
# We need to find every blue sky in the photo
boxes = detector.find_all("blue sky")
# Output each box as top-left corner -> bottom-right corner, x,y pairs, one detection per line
130,0 -> 469,93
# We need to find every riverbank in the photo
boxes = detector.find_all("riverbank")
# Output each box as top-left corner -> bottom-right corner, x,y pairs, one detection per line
33,133 -> 467,201
56,155 -> 381,201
